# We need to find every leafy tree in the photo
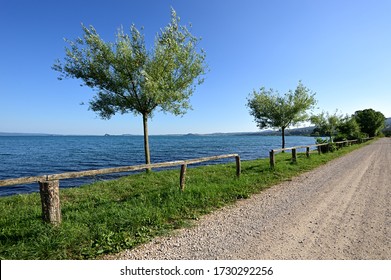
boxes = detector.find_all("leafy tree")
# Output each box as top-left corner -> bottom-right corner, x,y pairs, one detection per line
310,111 -> 342,142
53,9 -> 207,166
336,115 -> 362,140
247,81 -> 317,149
353,109 -> 386,137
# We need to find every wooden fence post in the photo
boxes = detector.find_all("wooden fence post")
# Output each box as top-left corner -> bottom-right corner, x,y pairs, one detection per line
235,155 -> 241,177
269,150 -> 275,168
39,180 -> 61,225
179,164 -> 187,191
306,147 -> 310,158
292,148 -> 297,163
317,145 -> 321,155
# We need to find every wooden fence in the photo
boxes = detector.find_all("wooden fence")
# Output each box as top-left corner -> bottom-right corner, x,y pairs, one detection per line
0,154 -> 241,225
0,137 -> 374,225
269,138 -> 373,168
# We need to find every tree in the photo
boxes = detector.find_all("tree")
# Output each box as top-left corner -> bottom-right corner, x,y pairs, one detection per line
247,81 -> 317,149
336,114 -> 361,140
310,111 -> 342,142
53,9 -> 206,167
353,109 -> 386,137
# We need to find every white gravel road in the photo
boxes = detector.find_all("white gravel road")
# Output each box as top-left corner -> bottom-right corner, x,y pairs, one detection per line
107,138 -> 390,260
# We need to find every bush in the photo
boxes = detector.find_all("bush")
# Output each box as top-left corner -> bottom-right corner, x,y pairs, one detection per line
315,138 -> 337,153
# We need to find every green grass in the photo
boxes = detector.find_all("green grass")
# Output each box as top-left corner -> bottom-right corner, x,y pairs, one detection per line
0,141 -> 373,259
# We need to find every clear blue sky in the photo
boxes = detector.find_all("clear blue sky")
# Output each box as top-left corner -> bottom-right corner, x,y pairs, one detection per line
1,0 -> 390,135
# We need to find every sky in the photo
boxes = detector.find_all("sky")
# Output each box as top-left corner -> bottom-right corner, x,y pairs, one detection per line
1,0 -> 390,135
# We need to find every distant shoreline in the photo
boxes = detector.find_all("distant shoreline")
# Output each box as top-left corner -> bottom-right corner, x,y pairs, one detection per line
2,117 -> 389,137
0,127 -> 316,137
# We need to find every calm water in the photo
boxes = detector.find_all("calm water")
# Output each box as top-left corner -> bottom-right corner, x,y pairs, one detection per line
0,135 -> 316,196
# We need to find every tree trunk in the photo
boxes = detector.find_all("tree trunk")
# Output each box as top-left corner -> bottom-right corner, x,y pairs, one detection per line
281,127 -> 286,150
142,113 -> 151,172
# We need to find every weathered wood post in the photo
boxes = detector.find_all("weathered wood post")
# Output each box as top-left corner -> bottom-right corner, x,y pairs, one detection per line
179,164 -> 187,191
292,148 -> 297,163
269,150 -> 275,169
306,146 -> 310,158
317,145 -> 321,155
39,180 -> 61,225
235,155 -> 241,177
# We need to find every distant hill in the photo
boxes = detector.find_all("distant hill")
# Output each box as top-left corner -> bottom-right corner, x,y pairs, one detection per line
258,126 -> 315,136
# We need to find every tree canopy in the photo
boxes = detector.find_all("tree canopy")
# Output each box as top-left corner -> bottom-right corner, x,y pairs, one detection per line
53,9 -> 207,165
353,109 -> 386,137
310,111 -> 342,142
247,81 -> 317,149
336,115 -> 362,140
311,109 -> 386,142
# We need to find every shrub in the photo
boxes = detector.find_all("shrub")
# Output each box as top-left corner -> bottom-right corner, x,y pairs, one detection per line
315,138 -> 337,153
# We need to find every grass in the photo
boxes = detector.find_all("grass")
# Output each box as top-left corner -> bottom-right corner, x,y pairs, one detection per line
0,140 -> 373,259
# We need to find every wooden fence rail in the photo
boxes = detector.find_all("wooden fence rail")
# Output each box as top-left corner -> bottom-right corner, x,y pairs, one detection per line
0,154 -> 241,225
269,138 -> 373,168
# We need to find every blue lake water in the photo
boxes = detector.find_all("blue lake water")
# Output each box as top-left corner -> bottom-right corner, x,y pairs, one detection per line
0,135 -> 317,196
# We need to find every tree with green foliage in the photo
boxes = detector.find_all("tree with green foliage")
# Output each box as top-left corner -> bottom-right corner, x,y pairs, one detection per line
247,81 -> 317,149
353,109 -> 386,137
53,9 -> 207,166
310,111 -> 342,142
336,115 -> 362,140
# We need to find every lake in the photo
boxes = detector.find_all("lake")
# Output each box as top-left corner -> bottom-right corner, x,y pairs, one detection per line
0,135 -> 317,196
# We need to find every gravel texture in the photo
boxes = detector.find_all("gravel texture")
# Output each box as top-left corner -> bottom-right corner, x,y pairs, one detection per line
106,138 -> 390,260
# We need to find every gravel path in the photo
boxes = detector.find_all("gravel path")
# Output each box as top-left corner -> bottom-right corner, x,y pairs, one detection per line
108,138 -> 390,260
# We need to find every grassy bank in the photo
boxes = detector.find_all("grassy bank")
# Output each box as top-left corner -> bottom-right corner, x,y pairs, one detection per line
0,141 -> 373,259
